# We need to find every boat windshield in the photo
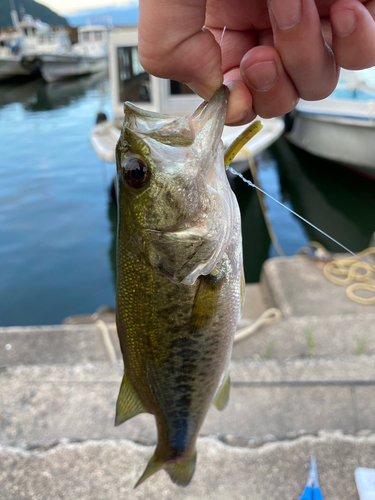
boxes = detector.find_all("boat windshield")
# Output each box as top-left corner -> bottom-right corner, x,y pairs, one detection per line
118,46 -> 150,103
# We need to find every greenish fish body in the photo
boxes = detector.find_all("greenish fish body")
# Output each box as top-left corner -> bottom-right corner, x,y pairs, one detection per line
115,86 -> 244,487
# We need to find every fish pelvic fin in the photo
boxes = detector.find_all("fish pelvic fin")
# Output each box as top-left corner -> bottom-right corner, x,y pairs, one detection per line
134,452 -> 164,488
213,372 -> 231,411
166,451 -> 197,487
135,450 -> 197,488
115,373 -> 146,427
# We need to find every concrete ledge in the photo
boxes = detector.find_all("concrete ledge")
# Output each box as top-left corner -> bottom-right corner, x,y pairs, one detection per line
232,313 -> 375,360
0,324 -> 122,366
2,359 -> 375,444
260,255 -> 374,317
1,433 -> 375,499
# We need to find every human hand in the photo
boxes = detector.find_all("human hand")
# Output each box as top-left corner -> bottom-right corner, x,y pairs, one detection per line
138,0 -> 375,125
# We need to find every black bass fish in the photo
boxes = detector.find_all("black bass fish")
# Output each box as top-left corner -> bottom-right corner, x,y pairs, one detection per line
115,86 -> 246,487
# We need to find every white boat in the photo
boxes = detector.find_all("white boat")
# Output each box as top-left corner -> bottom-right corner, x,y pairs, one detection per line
285,68 -> 375,179
40,23 -> 110,83
90,27 -> 284,170
0,31 -> 39,80
0,9 -> 71,81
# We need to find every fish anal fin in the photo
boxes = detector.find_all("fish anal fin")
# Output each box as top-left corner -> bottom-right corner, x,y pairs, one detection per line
166,451 -> 197,487
213,372 -> 231,411
134,452 -> 164,488
115,373 -> 146,427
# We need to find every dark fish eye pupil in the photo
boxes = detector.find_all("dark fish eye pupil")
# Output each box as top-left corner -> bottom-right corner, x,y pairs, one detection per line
131,166 -> 144,180
124,158 -> 149,188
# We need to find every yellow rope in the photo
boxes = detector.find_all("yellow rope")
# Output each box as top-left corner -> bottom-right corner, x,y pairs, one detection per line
322,247 -> 375,305
234,308 -> 282,343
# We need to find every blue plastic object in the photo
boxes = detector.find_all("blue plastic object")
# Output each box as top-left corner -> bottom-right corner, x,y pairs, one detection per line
298,456 -> 324,500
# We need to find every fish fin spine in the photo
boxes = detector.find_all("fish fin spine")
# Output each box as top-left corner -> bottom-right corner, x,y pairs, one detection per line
115,372 -> 146,427
213,372 -> 231,411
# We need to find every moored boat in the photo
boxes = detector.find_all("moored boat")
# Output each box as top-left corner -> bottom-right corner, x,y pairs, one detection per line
40,23 -> 110,83
0,8 -> 70,81
285,68 -> 375,179
0,32 -> 40,80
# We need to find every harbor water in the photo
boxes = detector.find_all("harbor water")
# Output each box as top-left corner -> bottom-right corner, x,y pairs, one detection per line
1,73 -> 374,326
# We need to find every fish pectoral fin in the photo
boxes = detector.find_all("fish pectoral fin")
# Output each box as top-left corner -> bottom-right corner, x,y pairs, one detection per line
190,263 -> 226,330
134,452 -> 164,488
166,451 -> 197,487
213,372 -> 231,411
115,373 -> 146,427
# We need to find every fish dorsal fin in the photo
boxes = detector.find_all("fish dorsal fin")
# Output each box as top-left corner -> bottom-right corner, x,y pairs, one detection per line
165,451 -> 197,487
213,372 -> 231,411
115,373 -> 146,427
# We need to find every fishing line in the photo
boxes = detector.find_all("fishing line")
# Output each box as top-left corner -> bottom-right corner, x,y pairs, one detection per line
219,26 -> 226,47
227,165 -> 375,272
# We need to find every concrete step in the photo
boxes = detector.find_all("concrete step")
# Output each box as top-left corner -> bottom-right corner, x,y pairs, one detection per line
0,323 -> 122,367
260,255 -> 375,317
2,311 -> 374,369
1,432 -> 375,499
2,357 -> 375,446
233,312 -> 375,361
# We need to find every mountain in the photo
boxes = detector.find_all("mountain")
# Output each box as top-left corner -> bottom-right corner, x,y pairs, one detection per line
67,5 -> 138,27
0,0 -> 68,28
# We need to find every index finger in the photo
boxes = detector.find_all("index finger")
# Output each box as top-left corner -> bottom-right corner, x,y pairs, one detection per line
138,0 -> 223,99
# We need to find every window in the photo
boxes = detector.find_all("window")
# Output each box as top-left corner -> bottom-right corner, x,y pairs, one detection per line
82,32 -> 90,42
94,31 -> 103,41
170,80 -> 195,95
118,46 -> 151,103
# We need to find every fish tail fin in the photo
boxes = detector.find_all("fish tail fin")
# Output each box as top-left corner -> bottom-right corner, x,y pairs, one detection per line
134,451 -> 164,488
165,451 -> 197,487
135,450 -> 197,488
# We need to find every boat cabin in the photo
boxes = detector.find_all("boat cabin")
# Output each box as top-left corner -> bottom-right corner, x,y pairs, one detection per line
109,27 -> 202,119
78,25 -> 110,45
17,15 -> 71,54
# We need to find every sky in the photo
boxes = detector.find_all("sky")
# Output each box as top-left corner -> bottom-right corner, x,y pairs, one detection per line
36,0 -> 138,16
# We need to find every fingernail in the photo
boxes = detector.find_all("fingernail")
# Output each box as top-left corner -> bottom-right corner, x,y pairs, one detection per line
269,0 -> 302,30
331,9 -> 356,37
243,61 -> 278,92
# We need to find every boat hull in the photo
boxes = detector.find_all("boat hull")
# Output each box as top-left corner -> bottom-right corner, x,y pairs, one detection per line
0,56 -> 40,80
286,99 -> 375,179
40,54 -> 108,83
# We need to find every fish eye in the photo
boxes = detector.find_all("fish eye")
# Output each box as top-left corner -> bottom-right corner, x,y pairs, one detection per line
123,157 -> 149,189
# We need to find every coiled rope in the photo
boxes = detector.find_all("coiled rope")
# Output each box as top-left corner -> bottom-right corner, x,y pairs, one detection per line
322,247 -> 375,305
